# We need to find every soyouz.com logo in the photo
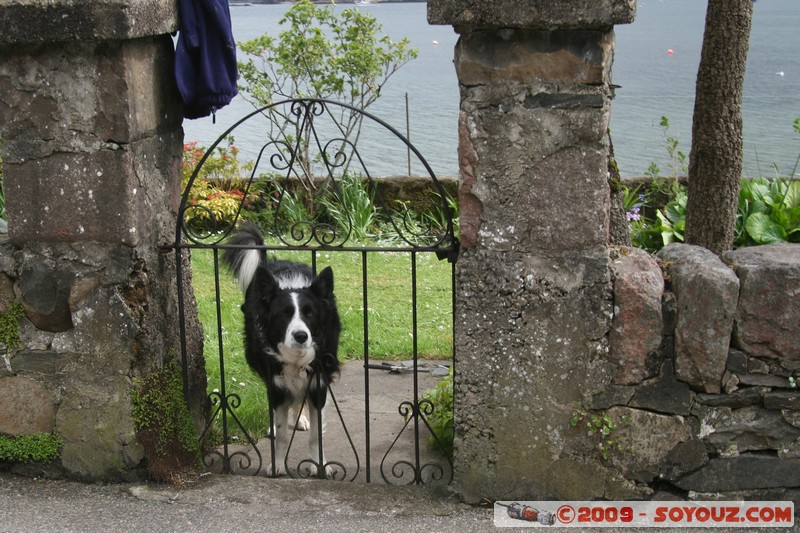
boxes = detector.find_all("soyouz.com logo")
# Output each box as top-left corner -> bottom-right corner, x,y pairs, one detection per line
493,501 -> 795,528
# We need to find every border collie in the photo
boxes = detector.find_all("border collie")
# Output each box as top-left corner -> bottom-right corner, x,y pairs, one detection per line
222,223 -> 341,477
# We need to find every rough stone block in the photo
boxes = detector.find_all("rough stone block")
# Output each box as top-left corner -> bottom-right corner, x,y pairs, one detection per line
455,29 -> 614,86
428,0 -> 636,29
695,405 -> 800,455
454,248 -> 619,501
659,438 -> 708,482
609,247 -> 664,385
628,361 -> 692,416
0,38 -> 181,162
607,406 -> 690,483
6,151 -> 144,246
723,243 -> 800,369
458,83 -> 611,253
0,0 -> 178,45
765,391 -> 800,410
658,244 -> 739,393
0,376 -> 56,434
675,455 -> 800,492
696,387 -> 763,408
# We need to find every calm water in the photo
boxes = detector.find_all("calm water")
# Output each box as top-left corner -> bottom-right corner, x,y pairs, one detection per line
183,0 -> 800,178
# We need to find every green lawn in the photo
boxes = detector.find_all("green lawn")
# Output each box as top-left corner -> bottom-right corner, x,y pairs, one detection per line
190,243 -> 454,441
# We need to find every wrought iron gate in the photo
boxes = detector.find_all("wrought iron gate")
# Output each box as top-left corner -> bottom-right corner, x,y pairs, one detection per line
172,99 -> 458,485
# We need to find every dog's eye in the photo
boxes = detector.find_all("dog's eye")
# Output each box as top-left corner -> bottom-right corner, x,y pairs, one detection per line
302,305 -> 315,318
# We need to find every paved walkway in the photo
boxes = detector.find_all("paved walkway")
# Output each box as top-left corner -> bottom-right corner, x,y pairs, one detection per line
0,360 -> 488,533
0,470 -> 495,532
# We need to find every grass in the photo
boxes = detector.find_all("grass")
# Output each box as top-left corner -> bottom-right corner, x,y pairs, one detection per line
190,240 -> 454,442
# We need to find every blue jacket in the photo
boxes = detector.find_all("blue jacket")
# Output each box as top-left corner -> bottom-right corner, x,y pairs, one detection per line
175,0 -> 238,119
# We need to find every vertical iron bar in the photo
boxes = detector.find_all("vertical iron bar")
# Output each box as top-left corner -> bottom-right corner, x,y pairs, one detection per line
212,248 -> 230,473
361,250 -> 371,483
410,251 -> 421,483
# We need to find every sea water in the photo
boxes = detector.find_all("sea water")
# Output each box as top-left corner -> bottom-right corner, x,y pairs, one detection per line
182,0 -> 800,178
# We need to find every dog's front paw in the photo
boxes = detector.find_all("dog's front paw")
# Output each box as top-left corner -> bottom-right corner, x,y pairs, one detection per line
264,463 -> 287,477
300,462 -> 335,479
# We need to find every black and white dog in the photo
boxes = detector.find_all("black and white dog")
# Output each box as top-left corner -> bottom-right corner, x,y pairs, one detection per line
222,223 -> 341,477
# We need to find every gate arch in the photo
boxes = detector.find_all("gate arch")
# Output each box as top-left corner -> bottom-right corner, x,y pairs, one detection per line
172,99 -> 458,484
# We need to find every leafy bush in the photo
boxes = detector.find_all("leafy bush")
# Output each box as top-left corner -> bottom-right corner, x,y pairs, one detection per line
237,0 -> 417,178
421,367 -> 453,457
625,117 -> 800,253
737,178 -> 800,246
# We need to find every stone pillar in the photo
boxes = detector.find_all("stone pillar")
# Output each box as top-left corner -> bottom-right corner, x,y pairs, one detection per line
0,0 -> 205,480
429,0 -> 637,501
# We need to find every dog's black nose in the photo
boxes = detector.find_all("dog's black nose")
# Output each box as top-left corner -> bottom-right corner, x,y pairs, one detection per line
293,331 -> 309,344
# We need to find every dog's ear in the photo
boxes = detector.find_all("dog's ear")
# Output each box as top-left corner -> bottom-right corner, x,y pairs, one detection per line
255,268 -> 279,304
311,266 -> 334,299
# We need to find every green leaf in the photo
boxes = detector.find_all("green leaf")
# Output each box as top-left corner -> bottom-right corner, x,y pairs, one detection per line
746,212 -> 787,244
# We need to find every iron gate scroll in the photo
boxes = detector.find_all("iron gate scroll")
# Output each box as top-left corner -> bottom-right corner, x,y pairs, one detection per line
172,99 -> 458,485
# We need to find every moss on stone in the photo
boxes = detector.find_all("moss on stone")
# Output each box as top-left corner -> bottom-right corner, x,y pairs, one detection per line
131,359 -> 201,484
0,432 -> 62,463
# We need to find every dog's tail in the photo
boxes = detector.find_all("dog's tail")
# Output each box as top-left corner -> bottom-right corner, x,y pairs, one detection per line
222,223 -> 265,293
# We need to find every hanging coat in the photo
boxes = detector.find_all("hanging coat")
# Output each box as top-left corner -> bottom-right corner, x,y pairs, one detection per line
174,0 -> 239,119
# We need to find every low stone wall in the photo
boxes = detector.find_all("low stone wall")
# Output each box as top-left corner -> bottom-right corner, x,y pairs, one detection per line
604,242 -> 800,500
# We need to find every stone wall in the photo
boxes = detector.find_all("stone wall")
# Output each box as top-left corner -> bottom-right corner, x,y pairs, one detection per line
0,0 -> 206,480
430,0 -> 640,502
431,0 -> 800,506
607,243 -> 800,500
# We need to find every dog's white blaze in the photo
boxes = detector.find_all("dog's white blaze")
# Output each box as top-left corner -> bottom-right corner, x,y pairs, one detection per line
274,272 -> 312,290
236,248 -> 261,293
276,292 -> 315,368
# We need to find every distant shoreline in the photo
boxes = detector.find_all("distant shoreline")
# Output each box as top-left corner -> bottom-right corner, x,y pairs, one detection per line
230,1 -> 425,4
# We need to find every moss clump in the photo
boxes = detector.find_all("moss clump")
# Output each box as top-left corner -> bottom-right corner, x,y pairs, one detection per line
131,359 -> 201,484
0,302 -> 25,351
0,432 -> 62,463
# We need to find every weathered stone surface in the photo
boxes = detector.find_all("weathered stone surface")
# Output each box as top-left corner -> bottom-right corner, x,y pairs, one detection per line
455,247 -> 617,501
659,438 -> 708,482
675,455 -> 800,492
696,387 -> 763,408
455,29 -> 614,86
726,349 -> 749,374
428,0 -> 636,29
628,361 -> 692,416
589,385 -> 635,410
0,0 -> 178,45
724,243 -> 800,368
737,372 -> 792,388
765,391 -> 800,410
15,260 -> 75,333
0,39 -> 181,164
694,405 -> 800,455
658,244 -> 739,393
458,84 -> 611,254
0,376 -> 56,434
56,375 -> 143,480
10,350 -> 65,376
607,406 -> 690,483
610,247 -> 664,385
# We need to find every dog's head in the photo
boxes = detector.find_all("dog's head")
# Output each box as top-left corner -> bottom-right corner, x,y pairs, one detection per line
252,266 -> 337,368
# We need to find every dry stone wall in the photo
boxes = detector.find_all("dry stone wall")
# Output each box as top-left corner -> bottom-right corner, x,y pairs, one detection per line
607,243 -> 800,501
